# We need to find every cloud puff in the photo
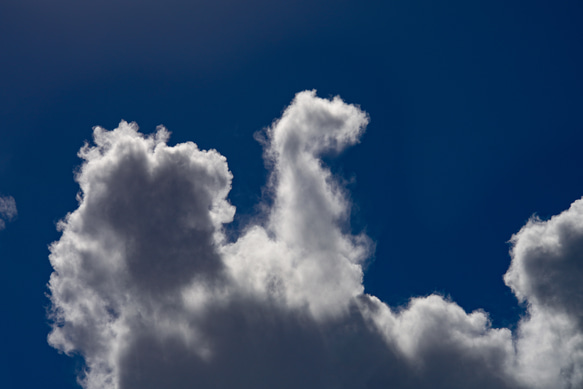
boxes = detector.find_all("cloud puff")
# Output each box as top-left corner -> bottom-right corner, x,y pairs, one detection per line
505,203 -> 583,388
48,91 -> 583,389
0,195 -> 17,230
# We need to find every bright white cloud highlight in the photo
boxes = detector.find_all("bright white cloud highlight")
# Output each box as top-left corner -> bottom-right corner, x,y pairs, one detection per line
48,91 -> 583,389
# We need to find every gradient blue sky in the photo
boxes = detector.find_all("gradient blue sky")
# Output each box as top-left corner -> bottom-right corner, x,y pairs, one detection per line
1,1 -> 583,387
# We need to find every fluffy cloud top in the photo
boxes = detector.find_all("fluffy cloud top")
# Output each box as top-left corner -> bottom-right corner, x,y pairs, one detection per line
0,195 -> 17,230
48,91 -> 583,389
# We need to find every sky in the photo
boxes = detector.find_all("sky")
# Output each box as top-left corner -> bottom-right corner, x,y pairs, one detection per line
1,1 -> 583,388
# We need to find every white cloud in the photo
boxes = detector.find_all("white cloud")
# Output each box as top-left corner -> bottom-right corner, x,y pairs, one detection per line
505,202 -> 583,388
48,91 -> 583,389
0,195 -> 17,230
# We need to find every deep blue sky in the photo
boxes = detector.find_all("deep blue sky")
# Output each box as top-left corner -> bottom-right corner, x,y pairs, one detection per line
1,1 -> 583,387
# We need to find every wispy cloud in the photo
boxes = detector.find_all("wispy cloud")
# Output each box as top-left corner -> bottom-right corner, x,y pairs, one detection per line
48,91 -> 583,389
0,195 -> 17,230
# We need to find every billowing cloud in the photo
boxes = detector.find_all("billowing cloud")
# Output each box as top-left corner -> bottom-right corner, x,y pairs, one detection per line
48,91 -> 583,389
0,195 -> 17,230
504,204 -> 583,388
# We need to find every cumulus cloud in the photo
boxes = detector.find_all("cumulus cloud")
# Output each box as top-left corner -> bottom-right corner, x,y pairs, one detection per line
0,195 -> 17,230
48,90 -> 583,389
505,203 -> 583,388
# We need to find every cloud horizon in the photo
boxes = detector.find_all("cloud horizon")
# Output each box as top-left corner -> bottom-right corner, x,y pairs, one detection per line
48,91 -> 583,389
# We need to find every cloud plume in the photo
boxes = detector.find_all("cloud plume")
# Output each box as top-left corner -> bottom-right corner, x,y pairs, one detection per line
48,91 -> 583,388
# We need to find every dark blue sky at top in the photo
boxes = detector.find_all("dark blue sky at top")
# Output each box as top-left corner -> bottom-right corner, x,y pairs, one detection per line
1,1 -> 583,387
